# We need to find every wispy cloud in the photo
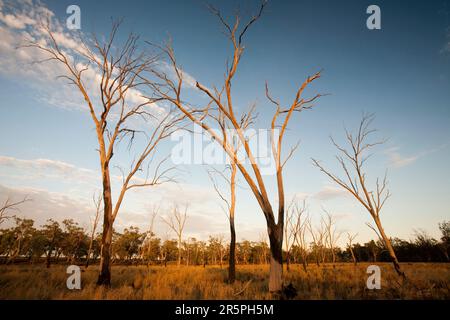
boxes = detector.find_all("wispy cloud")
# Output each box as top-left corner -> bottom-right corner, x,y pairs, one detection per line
313,185 -> 349,201
0,183 -> 93,230
385,143 -> 449,168
0,155 -> 97,183
0,0 -> 202,113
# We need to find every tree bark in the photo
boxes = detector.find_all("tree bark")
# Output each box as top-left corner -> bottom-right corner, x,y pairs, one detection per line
228,217 -> 236,283
286,252 -> 290,271
267,223 -> 283,294
349,247 -> 357,266
374,217 -> 405,278
96,165 -> 113,286
228,163 -> 237,283
177,235 -> 182,266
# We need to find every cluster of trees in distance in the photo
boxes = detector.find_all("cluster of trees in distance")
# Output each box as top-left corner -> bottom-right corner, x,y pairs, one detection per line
1,217 -> 448,267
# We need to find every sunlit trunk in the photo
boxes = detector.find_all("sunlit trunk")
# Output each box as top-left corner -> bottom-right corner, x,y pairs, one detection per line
96,164 -> 113,286
268,223 -> 283,294
349,246 -> 357,266
374,217 -> 405,278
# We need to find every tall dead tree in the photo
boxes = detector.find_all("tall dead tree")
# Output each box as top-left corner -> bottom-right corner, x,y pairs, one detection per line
162,205 -> 188,266
208,164 -> 237,281
207,108 -> 247,283
312,114 -> 405,278
147,1 -> 322,294
26,22 -> 181,286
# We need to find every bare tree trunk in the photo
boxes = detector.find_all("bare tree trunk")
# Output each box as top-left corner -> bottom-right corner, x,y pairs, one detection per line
349,247 -> 357,266
86,193 -> 101,269
228,163 -> 237,283
302,257 -> 307,272
97,169 -> 113,286
374,217 -> 405,278
85,241 -> 93,269
268,222 -> 283,294
286,252 -> 290,271
228,217 -> 236,283
177,235 -> 182,266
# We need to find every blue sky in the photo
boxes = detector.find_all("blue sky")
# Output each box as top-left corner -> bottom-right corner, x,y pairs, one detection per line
0,0 -> 449,245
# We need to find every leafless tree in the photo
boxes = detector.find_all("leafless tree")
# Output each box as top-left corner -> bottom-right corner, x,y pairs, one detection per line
321,209 -> 342,265
25,21 -> 182,285
85,192 -> 102,268
161,205 -> 188,266
308,217 -> 327,266
143,204 -> 159,266
284,198 -> 297,271
0,196 -> 29,225
312,114 -> 405,278
217,234 -> 226,268
346,232 -> 358,266
290,200 -> 309,272
147,1 -> 322,294
208,165 -> 237,281
207,115 -> 242,282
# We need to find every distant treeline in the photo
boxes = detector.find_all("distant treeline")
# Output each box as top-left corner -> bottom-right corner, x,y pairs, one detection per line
0,217 -> 449,266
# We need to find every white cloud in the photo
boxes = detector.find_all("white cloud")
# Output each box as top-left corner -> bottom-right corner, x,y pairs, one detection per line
385,143 -> 449,168
313,185 -> 349,200
384,147 -> 418,168
0,155 -> 97,184
0,183 -> 93,230
0,0 -> 202,114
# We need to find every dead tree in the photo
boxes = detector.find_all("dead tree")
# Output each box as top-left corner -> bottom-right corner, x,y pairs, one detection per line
144,204 -> 159,266
147,1 -> 322,294
85,192 -> 102,268
322,209 -> 342,265
161,205 -> 188,266
308,218 -> 326,266
26,22 -> 181,286
0,196 -> 29,225
207,112 -> 244,282
217,235 -> 225,268
346,232 -> 358,266
290,200 -> 309,272
312,114 -> 405,278
284,199 -> 296,272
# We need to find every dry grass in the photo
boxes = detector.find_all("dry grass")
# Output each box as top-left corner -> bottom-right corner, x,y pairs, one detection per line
0,263 -> 448,300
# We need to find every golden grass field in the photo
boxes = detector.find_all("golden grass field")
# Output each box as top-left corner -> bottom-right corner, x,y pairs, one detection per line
0,263 -> 448,300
